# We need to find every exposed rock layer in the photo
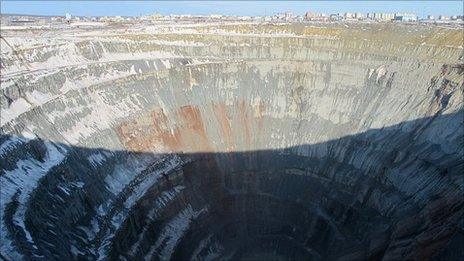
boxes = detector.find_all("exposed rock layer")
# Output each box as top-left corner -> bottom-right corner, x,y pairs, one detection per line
1,22 -> 463,260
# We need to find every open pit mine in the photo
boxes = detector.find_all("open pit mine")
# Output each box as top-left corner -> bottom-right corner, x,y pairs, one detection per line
0,21 -> 463,260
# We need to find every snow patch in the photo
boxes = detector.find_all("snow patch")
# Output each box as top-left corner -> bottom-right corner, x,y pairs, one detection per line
145,205 -> 206,261
0,141 -> 66,256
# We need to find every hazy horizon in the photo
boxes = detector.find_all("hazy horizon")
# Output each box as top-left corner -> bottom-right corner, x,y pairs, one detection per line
1,1 -> 462,18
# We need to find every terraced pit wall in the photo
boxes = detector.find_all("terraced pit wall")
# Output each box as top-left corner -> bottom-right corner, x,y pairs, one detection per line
1,23 -> 463,260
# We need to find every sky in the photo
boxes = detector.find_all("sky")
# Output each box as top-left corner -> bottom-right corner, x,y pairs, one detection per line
1,1 -> 462,18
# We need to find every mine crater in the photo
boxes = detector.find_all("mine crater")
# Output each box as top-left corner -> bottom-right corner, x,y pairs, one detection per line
1,22 -> 463,260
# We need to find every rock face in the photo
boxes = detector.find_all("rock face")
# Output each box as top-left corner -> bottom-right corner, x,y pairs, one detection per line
1,22 -> 463,260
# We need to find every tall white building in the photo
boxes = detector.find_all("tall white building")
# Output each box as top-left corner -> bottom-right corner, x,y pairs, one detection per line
395,13 -> 418,22
344,12 -> 355,19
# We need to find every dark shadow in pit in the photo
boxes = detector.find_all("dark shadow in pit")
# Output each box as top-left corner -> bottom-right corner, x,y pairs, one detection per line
1,110 -> 463,261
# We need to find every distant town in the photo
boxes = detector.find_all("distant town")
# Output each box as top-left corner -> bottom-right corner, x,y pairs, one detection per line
2,11 -> 463,27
